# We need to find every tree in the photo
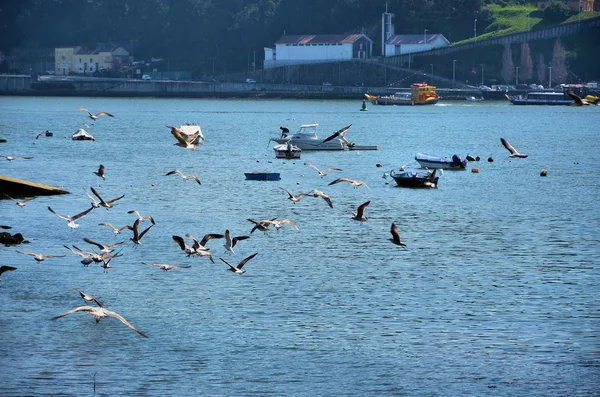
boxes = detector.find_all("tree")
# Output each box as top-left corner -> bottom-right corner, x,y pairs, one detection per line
544,1 -> 572,22
536,54 -> 546,86
519,42 -> 533,82
551,39 -> 568,84
501,44 -> 514,84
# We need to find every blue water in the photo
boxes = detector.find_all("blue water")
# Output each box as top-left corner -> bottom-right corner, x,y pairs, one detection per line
1,97 -> 599,396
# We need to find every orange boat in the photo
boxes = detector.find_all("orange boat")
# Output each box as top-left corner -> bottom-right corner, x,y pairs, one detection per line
365,82 -> 439,106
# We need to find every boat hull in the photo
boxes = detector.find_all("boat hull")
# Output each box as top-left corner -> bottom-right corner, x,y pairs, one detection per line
272,138 -> 344,151
273,143 -> 301,159
415,153 -> 467,170
391,170 -> 438,188
364,93 -> 438,106
244,172 -> 281,181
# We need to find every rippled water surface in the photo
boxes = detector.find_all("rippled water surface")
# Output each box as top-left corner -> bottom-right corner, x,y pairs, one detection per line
1,97 -> 599,396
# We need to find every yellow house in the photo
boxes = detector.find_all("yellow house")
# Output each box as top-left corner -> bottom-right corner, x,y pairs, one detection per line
54,46 -> 131,75
537,0 -> 594,12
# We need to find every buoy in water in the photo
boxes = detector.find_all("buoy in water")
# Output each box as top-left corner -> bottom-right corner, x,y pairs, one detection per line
471,167 -> 479,173
540,169 -> 547,177
360,100 -> 368,111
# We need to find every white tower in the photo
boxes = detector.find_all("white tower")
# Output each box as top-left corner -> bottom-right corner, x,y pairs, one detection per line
381,2 -> 395,57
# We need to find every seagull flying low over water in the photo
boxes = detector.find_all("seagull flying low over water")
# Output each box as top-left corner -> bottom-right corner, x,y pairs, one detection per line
68,287 -> 103,307
16,250 -> 65,262
128,210 -> 155,225
303,162 -> 342,177
351,201 -> 370,223
329,177 -> 369,189
48,206 -> 94,229
98,222 -> 129,235
172,235 -> 215,262
76,108 -> 115,120
83,237 -> 124,254
122,219 -> 154,246
389,223 -> 407,248
279,187 -> 310,203
0,266 -> 17,280
261,219 -> 300,232
143,262 -> 191,271
165,170 -> 201,185
309,189 -> 333,208
3,193 -> 33,207
500,137 -> 528,158
90,187 -> 125,209
51,306 -> 147,338
94,164 -> 105,180
219,252 -> 258,275
224,229 -> 249,254
247,218 -> 278,234
1,155 -> 34,161
167,126 -> 200,150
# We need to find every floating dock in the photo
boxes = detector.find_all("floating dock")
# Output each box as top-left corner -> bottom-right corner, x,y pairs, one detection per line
0,175 -> 69,196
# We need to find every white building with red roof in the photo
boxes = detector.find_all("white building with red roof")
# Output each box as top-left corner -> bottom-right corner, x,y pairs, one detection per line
264,34 -> 373,69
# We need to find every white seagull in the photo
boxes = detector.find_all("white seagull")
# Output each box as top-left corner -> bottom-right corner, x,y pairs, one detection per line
351,201 -> 370,223
303,162 -> 342,177
329,177 -> 369,189
223,229 -> 249,254
128,210 -> 155,225
51,306 -> 147,338
3,193 -> 34,207
279,187 -> 310,203
122,219 -> 154,246
143,262 -> 191,271
76,108 -> 115,120
166,170 -> 201,185
48,206 -> 94,229
98,222 -> 129,235
16,250 -> 65,262
90,187 -> 125,209
309,189 -> 333,209
219,252 -> 258,275
500,137 -> 528,158
68,287 -> 103,307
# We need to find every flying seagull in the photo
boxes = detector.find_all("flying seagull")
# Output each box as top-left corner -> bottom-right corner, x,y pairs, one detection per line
328,177 -> 369,189
3,193 -> 33,207
247,218 -> 278,234
94,164 -> 105,180
98,222 -> 129,235
351,201 -> 370,222
128,210 -> 155,225
309,189 -> 333,208
1,155 -> 33,161
219,252 -> 258,275
279,187 -> 310,203
566,90 -> 591,106
76,108 -> 115,120
303,162 -> 342,177
90,187 -> 125,209
50,306 -> 147,338
224,229 -> 249,254
143,262 -> 191,271
500,137 -> 528,158
16,250 -> 65,262
172,234 -> 215,262
0,265 -> 17,280
48,206 -> 94,229
389,223 -> 407,248
167,126 -> 199,150
321,124 -> 352,144
166,170 -> 201,185
122,219 -> 154,246
83,237 -> 124,254
68,287 -> 103,307
261,218 -> 300,232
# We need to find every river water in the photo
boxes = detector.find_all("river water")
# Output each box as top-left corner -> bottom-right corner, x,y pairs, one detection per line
1,96 -> 599,396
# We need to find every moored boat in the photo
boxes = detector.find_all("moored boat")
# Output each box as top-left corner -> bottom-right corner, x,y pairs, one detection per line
390,169 -> 439,188
415,153 -> 467,170
273,141 -> 301,159
178,124 -> 204,145
71,129 -> 95,141
364,82 -> 439,106
244,172 -> 281,181
271,123 -> 378,151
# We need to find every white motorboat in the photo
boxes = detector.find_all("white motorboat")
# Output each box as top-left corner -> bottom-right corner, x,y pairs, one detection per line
179,124 -> 204,145
272,123 -> 378,151
273,141 -> 301,159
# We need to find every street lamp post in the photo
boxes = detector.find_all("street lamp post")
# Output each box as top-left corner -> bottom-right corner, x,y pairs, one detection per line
430,63 -> 434,85
474,19 -> 477,39
548,66 -> 552,89
452,59 -> 457,87
516,66 -> 519,86
480,64 -> 484,86
424,29 -> 428,44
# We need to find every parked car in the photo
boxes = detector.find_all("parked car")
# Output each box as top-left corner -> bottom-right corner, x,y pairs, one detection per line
478,85 -> 491,91
529,84 -> 544,90
142,74 -> 152,80
246,78 -> 256,84
322,82 -> 333,86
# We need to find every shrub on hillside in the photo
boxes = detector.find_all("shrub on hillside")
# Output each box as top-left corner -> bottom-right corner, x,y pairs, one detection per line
544,1 -> 573,22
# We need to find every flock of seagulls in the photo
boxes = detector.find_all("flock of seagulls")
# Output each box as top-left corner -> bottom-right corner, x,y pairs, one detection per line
1,103 -> 543,340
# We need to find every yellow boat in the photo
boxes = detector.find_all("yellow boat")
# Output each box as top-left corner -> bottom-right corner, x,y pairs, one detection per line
365,82 -> 439,106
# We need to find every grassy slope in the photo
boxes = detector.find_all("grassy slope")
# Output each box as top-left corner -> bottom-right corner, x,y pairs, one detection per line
454,4 -> 600,45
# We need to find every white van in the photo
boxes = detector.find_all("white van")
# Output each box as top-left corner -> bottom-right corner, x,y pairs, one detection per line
142,74 -> 152,80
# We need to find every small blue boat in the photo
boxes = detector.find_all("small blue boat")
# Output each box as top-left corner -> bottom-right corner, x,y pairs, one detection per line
415,153 -> 467,170
244,172 -> 281,181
